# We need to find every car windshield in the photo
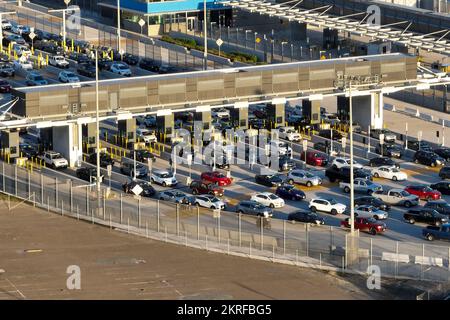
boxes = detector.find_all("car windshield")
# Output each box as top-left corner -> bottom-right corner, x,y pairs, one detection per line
215,173 -> 225,178
424,187 -> 433,192
391,168 -> 400,172
304,172 -> 315,178
329,199 -> 337,205
367,218 -> 377,223
66,72 -> 76,77
365,180 -> 374,185
210,197 -> 221,203
118,65 -> 128,70
268,194 -> 278,200
401,191 -> 410,196
159,173 -> 172,178
174,192 -> 185,197
51,154 -> 62,159
34,76 -> 44,81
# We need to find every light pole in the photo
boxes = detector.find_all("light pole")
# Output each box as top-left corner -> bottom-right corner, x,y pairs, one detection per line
48,7 -> 72,51
254,31 -> 258,51
245,30 -> 251,48
0,11 -> 15,53
291,43 -> 294,61
203,0 -> 208,70
117,0 -> 122,54
281,41 -> 287,62
95,50 -> 101,214
348,83 -> 355,235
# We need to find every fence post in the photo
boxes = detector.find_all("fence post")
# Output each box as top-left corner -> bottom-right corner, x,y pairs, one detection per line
47,196 -> 49,212
146,221 -> 148,238
249,242 -> 252,257
157,200 -> 160,233
448,248 -> 450,272
127,218 -> 130,234
176,203 -> 179,236
218,212 -> 221,244
120,193 -> 123,224
61,200 -> 64,216
77,204 -> 79,220
185,230 -> 188,247
55,177 -> 58,209
197,206 -> 200,240
260,217 -> 264,251
33,192 -> 35,207
306,223 -> 309,257
138,197 -> 141,228
70,180 -> 73,214
283,219 -> 286,255
421,243 -> 425,280
103,189 -> 106,220
14,165 -> 17,196
40,173 -> 43,205
238,213 -> 242,247
86,186 -> 89,217
2,161 -> 4,192
206,234 -> 208,250
330,225 -> 333,249
27,170 -> 30,198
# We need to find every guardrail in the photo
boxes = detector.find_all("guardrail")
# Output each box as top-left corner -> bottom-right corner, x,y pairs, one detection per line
384,103 -> 450,129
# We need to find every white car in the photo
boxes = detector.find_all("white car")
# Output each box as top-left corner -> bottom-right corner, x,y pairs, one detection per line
110,63 -> 132,76
309,198 -> 346,215
332,157 -> 363,169
250,192 -> 285,208
272,140 -> 292,156
59,71 -> 80,83
13,59 -> 33,70
354,205 -> 388,220
137,127 -> 157,143
11,24 -> 29,35
195,195 -> 226,210
211,108 -> 230,119
287,169 -> 322,187
49,55 -> 70,69
322,113 -> 341,126
278,126 -> 301,142
39,151 -> 68,169
1,20 -> 12,30
151,169 -> 177,187
371,166 -> 407,181
12,44 -> 31,57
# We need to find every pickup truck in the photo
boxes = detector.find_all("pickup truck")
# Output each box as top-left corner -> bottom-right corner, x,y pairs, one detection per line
404,208 -> 448,226
372,189 -> 419,207
325,166 -> 372,183
49,55 -> 70,69
422,224 -> 450,241
39,151 -> 68,169
341,217 -> 387,235
339,178 -> 383,195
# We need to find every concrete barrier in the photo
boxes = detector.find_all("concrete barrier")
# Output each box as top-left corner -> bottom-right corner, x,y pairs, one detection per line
414,256 -> 444,267
404,107 -> 418,117
419,113 -> 434,122
382,252 -> 410,263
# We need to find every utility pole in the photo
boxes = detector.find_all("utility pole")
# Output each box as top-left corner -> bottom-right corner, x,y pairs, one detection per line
117,0 -> 122,54
203,0 -> 208,70
95,50 -> 101,215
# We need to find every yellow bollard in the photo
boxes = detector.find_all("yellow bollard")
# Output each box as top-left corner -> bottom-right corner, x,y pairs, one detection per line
46,55 -> 49,65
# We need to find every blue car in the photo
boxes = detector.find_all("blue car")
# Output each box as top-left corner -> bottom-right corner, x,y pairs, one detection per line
275,185 -> 306,201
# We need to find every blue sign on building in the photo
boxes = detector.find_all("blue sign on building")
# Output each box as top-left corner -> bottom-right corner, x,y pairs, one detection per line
121,0 -> 227,15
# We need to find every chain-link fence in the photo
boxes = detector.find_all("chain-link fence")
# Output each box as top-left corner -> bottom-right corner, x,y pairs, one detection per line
1,159 -> 450,283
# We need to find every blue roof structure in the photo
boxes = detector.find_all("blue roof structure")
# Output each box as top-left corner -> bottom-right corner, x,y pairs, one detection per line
119,0 -> 227,14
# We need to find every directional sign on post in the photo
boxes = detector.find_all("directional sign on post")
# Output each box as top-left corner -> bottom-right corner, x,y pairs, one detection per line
28,32 -> 36,40
341,137 -> 347,149
64,0 -> 71,5
216,38 -> 223,47
302,140 -> 308,151
131,183 -> 143,196
138,19 -> 146,27
107,164 -> 112,177
255,37 -> 261,44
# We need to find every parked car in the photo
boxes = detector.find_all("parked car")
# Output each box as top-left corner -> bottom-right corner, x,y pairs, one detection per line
368,157 -> 400,169
139,58 -> 159,72
200,171 -> 232,186
251,192 -> 285,208
5,34 -> 26,46
370,128 -> 396,142
372,189 -> 419,208
408,140 -> 432,152
19,143 -> 38,159
76,167 -> 103,182
211,108 -> 230,119
194,195 -> 225,210
371,166 -> 407,181
122,180 -> 156,197
0,80 -> 11,93
11,24 -> 30,35
404,208 -> 448,226
424,200 -> 450,216
39,151 -> 68,169
434,147 -> 450,162
404,185 -> 442,201
13,59 -> 33,70
322,113 -> 340,126
26,72 -> 48,86
309,198 -> 346,215
77,63 -> 96,78
318,129 -> 343,141
87,152 -> 114,168
429,181 -> 450,195
58,71 -> 80,83
151,169 -> 177,187
313,141 -> 341,157
275,185 -> 306,201
1,20 -> 12,30
287,169 -> 322,187
97,58 -> 114,71
255,174 -> 286,187
236,200 -> 273,218
422,224 -> 450,241
135,150 -> 156,163
110,63 -> 132,76
354,196 -> 391,212
277,126 -> 301,142
331,157 -> 363,169
136,128 -> 157,143
300,150 -> 329,166
414,150 -> 445,167
439,166 -> 450,179
325,166 -> 372,183
375,143 -> 403,158
277,155 -> 296,172
0,63 -> 15,77
341,217 -> 386,235
339,178 -> 382,195
158,191 -> 195,205
354,205 -> 388,220
122,53 -> 139,65
120,161 -> 148,178
189,180 -> 224,197
288,210 -> 325,225
49,55 -> 70,68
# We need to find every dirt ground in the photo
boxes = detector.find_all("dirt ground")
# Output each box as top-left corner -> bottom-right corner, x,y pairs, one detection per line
0,200 -> 411,300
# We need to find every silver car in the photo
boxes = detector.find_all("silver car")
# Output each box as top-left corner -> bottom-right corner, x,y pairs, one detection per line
158,191 -> 195,205
287,169 -> 322,187
354,205 -> 388,220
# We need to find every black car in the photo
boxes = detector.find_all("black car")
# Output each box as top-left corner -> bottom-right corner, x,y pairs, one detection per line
325,166 -> 372,183
275,185 -> 306,201
139,58 -> 159,72
434,147 -> 450,162
430,181 -> 450,195
76,167 -> 103,182
249,118 -> 265,130
135,150 -> 156,163
98,58 -> 114,71
288,210 -> 325,225
404,208 -> 448,227
414,150 -> 445,167
354,196 -> 391,212
19,143 -> 38,159
69,52 -> 91,64
375,143 -> 403,158
122,180 -> 156,197
313,141 -> 341,156
318,129 -> 343,141
424,200 -> 450,216
408,140 -> 432,152
277,155 -> 296,172
255,174 -> 286,187
439,167 -> 450,179
368,156 -> 400,168
123,53 -> 139,65
87,152 -> 114,167
77,63 -> 96,78
158,65 -> 178,74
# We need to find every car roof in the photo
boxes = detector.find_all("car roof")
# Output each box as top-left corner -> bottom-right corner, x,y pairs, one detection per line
154,169 -> 170,174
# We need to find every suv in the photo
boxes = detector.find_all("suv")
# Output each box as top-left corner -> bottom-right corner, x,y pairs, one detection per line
300,150 -> 328,166
287,169 -> 322,187
77,63 -> 96,78
26,72 -> 48,86
341,217 -> 386,235
371,128 -> 396,142
430,181 -> 450,195
414,150 -> 445,167
39,151 -> 68,169
236,200 -> 273,218
318,129 -> 343,141
49,55 -> 69,68
110,63 -> 132,76
190,180 -> 224,197
375,143 -> 403,158
87,152 -> 114,167
404,208 -> 448,226
434,147 -> 450,162
325,166 -> 372,183
368,157 -> 400,168
424,200 -> 450,216
151,170 -> 177,187
76,167 -> 103,182
139,58 -> 159,72
439,166 -> 450,179
408,140 -> 432,152
120,161 -> 148,178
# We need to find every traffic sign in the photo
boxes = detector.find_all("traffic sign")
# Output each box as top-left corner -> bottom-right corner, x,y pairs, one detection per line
302,140 -> 308,151
28,32 -> 36,40
379,134 -> 384,145
341,137 -> 347,149
255,37 -> 261,44
107,164 -> 112,177
216,38 -> 223,47
138,19 -> 146,27
64,0 -> 71,5
131,184 -> 143,196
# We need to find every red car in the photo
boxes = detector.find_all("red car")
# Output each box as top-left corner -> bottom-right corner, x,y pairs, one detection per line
189,180 -> 224,197
0,80 -> 11,93
300,151 -> 329,166
200,171 -> 232,186
404,185 -> 441,201
340,217 -> 386,235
